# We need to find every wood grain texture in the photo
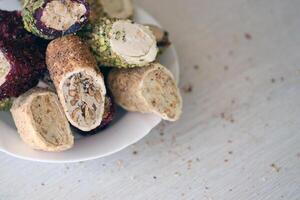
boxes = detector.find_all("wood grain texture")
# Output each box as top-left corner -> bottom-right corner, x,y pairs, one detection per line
1,0 -> 300,199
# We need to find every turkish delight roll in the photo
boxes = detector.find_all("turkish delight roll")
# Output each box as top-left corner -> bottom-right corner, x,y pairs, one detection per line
46,35 -> 106,131
80,18 -> 158,68
0,10 -> 47,110
11,88 -> 74,152
22,0 -> 90,39
87,0 -> 133,22
108,63 -> 182,121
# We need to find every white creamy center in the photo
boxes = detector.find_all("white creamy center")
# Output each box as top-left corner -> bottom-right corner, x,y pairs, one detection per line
110,21 -> 156,57
41,0 -> 86,31
0,51 -> 10,86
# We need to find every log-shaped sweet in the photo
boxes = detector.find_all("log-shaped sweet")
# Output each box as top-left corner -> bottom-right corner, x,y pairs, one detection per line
11,88 -> 74,152
46,35 -> 106,131
79,18 -> 158,68
108,63 -> 182,121
22,0 -> 90,40
0,10 -> 47,110
146,24 -> 171,53
87,0 -> 133,22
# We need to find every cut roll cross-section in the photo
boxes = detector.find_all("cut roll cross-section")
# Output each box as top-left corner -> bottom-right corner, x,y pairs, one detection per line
22,0 -> 89,40
80,18 -> 158,68
11,88 -> 74,152
108,63 -> 182,121
46,35 -> 106,131
88,0 -> 133,22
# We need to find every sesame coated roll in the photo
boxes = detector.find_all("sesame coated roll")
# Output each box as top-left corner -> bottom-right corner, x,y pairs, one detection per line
108,63 -> 182,121
46,35 -> 106,131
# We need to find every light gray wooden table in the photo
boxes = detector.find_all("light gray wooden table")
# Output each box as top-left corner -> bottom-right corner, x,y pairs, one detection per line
1,0 -> 300,199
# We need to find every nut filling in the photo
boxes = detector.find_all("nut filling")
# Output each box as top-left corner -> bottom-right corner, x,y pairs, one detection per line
63,71 -> 104,129
142,69 -> 181,120
41,0 -> 87,31
30,94 -> 69,146
0,50 -> 10,86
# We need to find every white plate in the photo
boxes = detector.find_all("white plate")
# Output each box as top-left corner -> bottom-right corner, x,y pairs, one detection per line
0,0 -> 180,163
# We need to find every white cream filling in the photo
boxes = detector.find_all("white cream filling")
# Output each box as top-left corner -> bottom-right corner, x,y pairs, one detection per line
110,21 -> 158,65
62,71 -> 104,130
41,0 -> 86,31
100,0 -> 133,19
0,51 -> 10,86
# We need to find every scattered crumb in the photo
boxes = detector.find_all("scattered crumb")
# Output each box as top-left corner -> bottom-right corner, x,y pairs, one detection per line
265,123 -> 269,127
116,159 -> 124,169
205,186 -> 209,190
221,113 -> 225,119
196,158 -> 200,162
174,171 -> 182,177
228,50 -> 234,56
266,96 -> 271,101
187,146 -> 192,150
270,163 -> 281,172
187,160 -> 193,169
132,151 -> 138,155
224,66 -> 229,71
171,135 -> 177,145
231,100 -> 236,105
41,183 -> 45,186
102,163 -> 106,167
194,65 -> 199,70
244,33 -> 252,40
245,76 -> 250,81
159,132 -> 164,136
228,140 -> 233,143
79,161 -> 84,164
220,113 -> 235,123
224,159 -> 229,163
77,179 -> 81,183
280,77 -> 284,82
153,176 -> 157,179
182,83 -> 193,93
160,138 -> 165,143
229,189 -> 233,192
261,177 -> 267,182
228,151 -> 233,155
181,193 -> 185,197
296,153 -> 300,158
271,78 -> 276,83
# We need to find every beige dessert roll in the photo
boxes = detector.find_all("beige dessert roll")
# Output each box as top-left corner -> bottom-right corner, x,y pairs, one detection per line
46,35 -> 106,131
10,88 -> 74,152
108,63 -> 182,121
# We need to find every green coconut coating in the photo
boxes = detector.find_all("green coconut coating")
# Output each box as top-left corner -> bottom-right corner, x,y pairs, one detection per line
80,18 -> 157,68
0,98 -> 13,111
22,0 -> 49,39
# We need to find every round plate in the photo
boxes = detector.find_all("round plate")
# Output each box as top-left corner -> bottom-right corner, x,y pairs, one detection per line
0,0 -> 180,163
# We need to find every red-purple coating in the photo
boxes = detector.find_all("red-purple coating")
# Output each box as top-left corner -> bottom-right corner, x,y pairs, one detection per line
0,10 -> 47,99
34,0 -> 90,39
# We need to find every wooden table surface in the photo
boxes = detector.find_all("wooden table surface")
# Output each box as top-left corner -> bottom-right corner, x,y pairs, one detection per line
1,0 -> 300,199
